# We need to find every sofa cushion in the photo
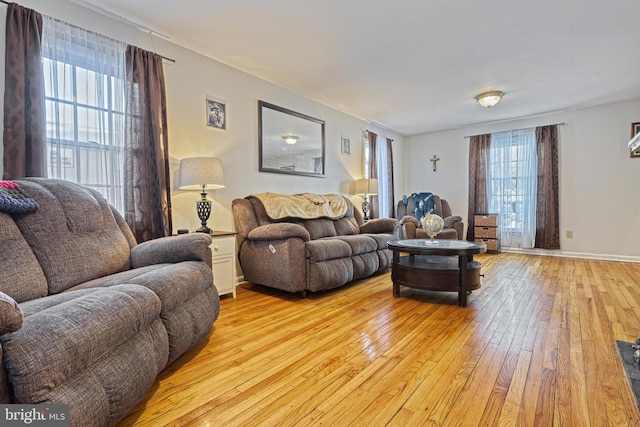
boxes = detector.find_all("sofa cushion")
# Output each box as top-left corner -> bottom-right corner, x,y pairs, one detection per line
1,284 -> 165,404
306,239 -> 352,262
303,219 -> 337,239
415,227 -> 458,240
67,261 -> 213,315
0,292 -> 22,336
42,319 -> 167,426
63,261 -> 218,364
332,235 -> 378,255
14,179 -> 132,295
308,258 -> 353,292
334,217 -> 359,235
0,213 -> 47,303
364,233 -> 397,250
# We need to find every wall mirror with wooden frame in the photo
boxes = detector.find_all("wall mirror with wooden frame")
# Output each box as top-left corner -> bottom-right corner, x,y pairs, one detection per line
630,122 -> 640,158
258,101 -> 326,177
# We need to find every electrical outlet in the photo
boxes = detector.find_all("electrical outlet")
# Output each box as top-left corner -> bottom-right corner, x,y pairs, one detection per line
566,230 -> 573,238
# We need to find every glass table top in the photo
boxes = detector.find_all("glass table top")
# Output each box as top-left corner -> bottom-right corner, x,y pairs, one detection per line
390,239 -> 486,250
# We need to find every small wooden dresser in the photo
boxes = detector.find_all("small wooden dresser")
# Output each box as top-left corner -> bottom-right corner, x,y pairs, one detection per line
474,213 -> 501,254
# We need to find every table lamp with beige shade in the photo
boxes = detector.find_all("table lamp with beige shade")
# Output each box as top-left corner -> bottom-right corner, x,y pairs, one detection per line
353,178 -> 378,221
179,157 -> 225,233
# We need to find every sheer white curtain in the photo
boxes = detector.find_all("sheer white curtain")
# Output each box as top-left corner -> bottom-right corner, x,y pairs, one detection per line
375,133 -> 391,217
41,16 -> 127,212
488,128 -> 537,248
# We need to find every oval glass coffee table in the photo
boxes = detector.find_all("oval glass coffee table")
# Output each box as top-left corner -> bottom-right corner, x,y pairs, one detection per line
387,239 -> 487,307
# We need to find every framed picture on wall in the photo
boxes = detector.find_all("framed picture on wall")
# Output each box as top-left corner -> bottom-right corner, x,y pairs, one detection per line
631,122 -> 640,158
341,135 -> 351,155
206,96 -> 226,130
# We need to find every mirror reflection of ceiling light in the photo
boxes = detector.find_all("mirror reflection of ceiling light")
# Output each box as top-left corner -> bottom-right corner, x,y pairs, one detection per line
282,135 -> 298,145
475,91 -> 504,108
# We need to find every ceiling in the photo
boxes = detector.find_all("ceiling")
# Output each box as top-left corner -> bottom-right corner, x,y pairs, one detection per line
78,0 -> 640,136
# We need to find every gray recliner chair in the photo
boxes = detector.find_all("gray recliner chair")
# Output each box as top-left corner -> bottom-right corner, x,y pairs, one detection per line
396,193 -> 463,240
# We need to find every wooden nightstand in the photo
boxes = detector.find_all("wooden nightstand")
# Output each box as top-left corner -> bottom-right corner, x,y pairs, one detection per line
210,231 -> 237,297
474,213 -> 501,254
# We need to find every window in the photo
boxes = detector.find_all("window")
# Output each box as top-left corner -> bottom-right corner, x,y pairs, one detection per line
364,131 -> 393,218
42,17 -> 127,212
375,135 -> 391,218
487,129 -> 537,248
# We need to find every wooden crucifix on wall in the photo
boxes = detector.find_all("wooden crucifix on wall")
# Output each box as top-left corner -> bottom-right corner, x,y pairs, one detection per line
430,155 -> 440,171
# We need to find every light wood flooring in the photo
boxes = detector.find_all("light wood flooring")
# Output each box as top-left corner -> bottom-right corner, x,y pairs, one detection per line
118,253 -> 640,426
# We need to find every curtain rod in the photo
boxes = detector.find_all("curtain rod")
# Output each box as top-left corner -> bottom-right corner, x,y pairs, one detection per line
464,122 -> 567,139
0,1 -> 176,63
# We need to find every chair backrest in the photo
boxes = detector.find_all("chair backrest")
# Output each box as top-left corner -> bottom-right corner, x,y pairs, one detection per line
0,212 -> 47,302
12,178 -> 135,295
396,193 -> 452,219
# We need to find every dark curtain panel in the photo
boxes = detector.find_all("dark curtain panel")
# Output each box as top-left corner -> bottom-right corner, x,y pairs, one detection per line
124,45 -> 172,242
385,137 -> 395,217
367,130 -> 379,218
466,134 -> 491,240
535,125 -> 560,249
3,4 -> 45,179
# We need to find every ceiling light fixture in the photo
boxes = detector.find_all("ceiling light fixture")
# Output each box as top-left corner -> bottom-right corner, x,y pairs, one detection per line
282,135 -> 298,145
475,91 -> 504,108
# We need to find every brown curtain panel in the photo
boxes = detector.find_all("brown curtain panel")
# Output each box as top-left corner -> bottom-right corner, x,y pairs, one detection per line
3,4 -> 45,179
385,137 -> 395,217
367,130 -> 379,218
466,134 -> 491,240
535,125 -> 560,249
124,45 -> 172,242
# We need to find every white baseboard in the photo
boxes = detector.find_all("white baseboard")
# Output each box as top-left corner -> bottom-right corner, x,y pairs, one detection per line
500,247 -> 640,264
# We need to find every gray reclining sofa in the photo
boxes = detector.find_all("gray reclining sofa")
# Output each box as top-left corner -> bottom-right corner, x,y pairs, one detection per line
0,178 -> 219,426
232,193 -> 398,296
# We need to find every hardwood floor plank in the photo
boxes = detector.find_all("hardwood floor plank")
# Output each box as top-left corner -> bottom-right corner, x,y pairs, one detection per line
117,254 -> 640,427
497,350 -> 532,427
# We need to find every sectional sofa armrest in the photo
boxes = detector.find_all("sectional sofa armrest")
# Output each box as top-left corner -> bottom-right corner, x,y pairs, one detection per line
443,215 -> 463,228
444,215 -> 464,239
131,233 -> 213,268
0,291 -> 23,337
399,216 -> 419,239
247,223 -> 310,242
360,217 -> 398,234
399,215 -> 420,227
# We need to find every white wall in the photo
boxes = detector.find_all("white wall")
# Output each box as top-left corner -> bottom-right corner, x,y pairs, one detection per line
406,99 -> 640,260
5,0 -> 406,234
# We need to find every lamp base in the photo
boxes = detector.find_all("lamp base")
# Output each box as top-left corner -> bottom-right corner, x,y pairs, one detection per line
362,199 -> 370,221
195,225 -> 212,234
196,195 -> 212,235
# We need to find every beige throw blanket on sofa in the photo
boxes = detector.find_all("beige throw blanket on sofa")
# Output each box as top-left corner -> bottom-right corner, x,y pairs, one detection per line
252,192 -> 349,220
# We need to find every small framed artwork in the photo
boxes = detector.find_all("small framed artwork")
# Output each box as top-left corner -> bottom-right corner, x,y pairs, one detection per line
206,96 -> 226,130
341,135 -> 351,155
631,122 -> 640,158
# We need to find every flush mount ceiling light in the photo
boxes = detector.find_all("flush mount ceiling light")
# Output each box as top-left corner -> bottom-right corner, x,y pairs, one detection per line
475,91 -> 504,108
282,135 -> 298,145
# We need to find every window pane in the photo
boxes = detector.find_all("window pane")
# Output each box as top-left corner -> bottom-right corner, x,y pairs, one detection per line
77,106 -> 107,144
111,76 -> 125,113
47,143 -> 77,181
76,67 -> 108,108
43,59 -> 74,102
46,100 -> 75,142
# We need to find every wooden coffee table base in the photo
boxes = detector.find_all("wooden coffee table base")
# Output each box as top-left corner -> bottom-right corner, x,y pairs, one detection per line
388,239 -> 487,307
392,255 -> 481,303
